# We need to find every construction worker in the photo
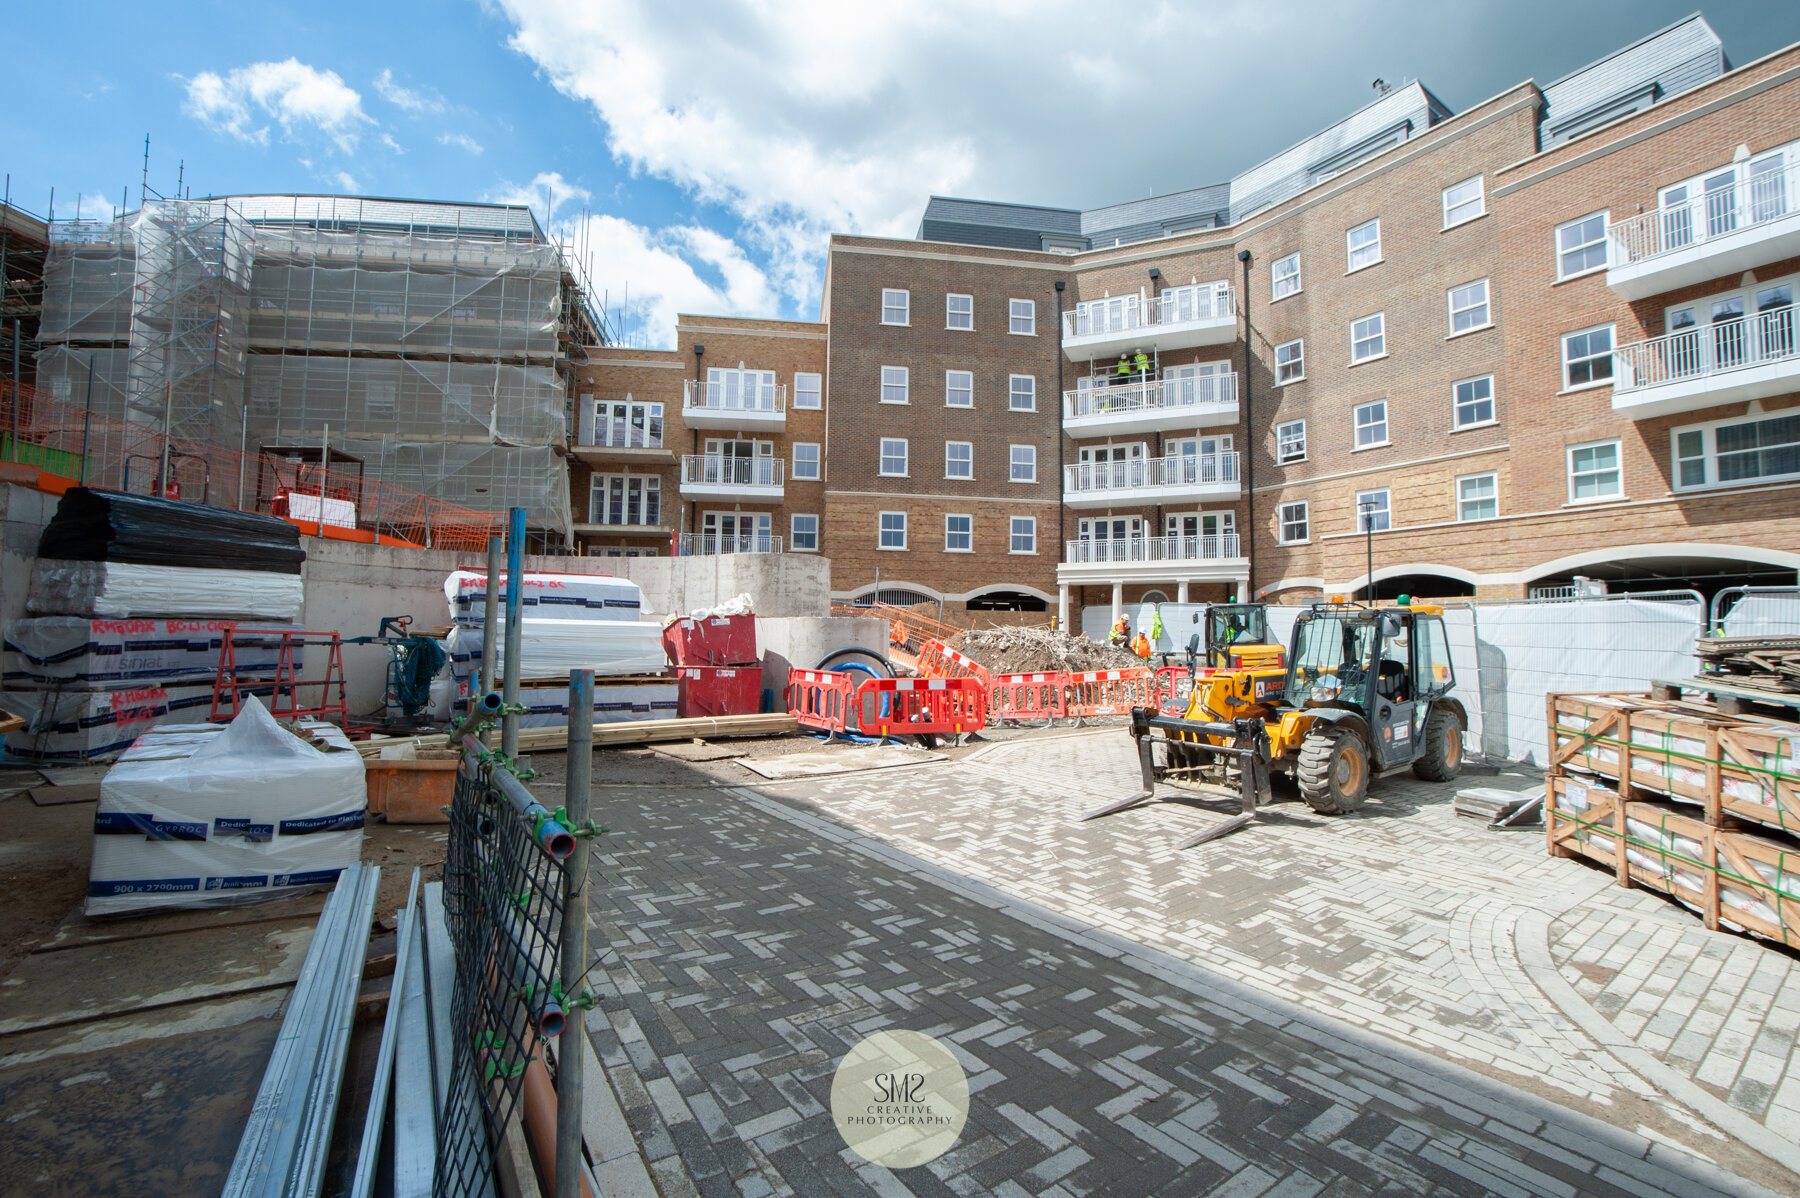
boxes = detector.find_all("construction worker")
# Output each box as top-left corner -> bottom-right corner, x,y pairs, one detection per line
1110,612 -> 1131,647
1132,350 -> 1150,377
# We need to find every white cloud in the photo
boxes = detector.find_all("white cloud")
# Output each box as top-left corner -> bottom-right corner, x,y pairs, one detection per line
440,131 -> 485,155
569,214 -> 778,349
490,171 -> 592,224
334,170 -> 361,193
184,59 -> 372,153
374,68 -> 446,116
379,133 -> 405,155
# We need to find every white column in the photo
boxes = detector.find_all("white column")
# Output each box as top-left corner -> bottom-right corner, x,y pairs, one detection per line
1057,584 -> 1070,631
1235,577 -> 1249,602
1176,580 -> 1189,604
1111,582 -> 1124,627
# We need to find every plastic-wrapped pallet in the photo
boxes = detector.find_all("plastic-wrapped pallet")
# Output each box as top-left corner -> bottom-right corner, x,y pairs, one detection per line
445,570 -> 642,625
26,560 -> 305,621
85,698 -> 366,916
443,618 -> 667,680
5,682 -> 279,765
3,617 -> 292,687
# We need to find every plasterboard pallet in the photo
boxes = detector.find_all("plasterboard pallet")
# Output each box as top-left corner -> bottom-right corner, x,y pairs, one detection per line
1547,691 -> 1800,837
1546,774 -> 1800,950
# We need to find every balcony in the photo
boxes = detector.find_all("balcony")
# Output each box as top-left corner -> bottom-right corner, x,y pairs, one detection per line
683,375 -> 786,430
1062,452 -> 1239,508
1061,282 -> 1236,362
1612,309 -> 1800,419
1606,160 -> 1800,299
1057,534 -> 1247,585
1063,372 -> 1238,437
679,454 -> 785,500
677,532 -> 783,556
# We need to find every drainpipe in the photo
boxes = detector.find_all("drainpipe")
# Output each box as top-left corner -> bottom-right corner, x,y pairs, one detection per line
690,343 -> 703,542
1236,249 -> 1254,599
1054,280 -> 1066,567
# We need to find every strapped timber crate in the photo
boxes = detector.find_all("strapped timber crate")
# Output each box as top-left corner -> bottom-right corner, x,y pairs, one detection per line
1547,691 -> 1800,834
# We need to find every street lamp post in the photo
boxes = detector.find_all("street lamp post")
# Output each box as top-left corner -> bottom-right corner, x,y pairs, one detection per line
1359,498 -> 1377,603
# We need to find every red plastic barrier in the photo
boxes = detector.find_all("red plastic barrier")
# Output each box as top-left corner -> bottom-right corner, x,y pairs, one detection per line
787,668 -> 855,733
989,672 -> 1068,724
915,638 -> 992,689
677,665 -> 762,718
1154,665 -> 1196,716
855,676 -> 987,738
1065,668 -> 1157,719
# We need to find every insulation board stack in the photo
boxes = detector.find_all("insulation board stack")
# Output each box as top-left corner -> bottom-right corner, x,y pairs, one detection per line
1545,690 -> 1800,949
665,613 -> 763,718
4,488 -> 305,763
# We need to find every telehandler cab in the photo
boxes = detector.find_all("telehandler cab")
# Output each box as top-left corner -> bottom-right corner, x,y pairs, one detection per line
1086,600 -> 1467,847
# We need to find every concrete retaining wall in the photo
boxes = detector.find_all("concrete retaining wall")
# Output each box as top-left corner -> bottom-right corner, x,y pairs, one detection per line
755,616 -> 889,702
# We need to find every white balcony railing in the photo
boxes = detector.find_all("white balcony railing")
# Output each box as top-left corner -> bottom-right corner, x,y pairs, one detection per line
684,376 -> 785,414
1064,372 -> 1238,420
1064,533 -> 1240,565
679,455 -> 785,487
1608,159 -> 1800,266
1613,309 -> 1798,394
1061,282 -> 1234,340
1064,452 -> 1239,493
678,532 -> 782,555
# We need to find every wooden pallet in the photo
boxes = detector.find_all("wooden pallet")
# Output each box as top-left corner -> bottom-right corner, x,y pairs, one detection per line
1651,676 -> 1800,718
1547,691 -> 1800,835
1547,774 -> 1800,948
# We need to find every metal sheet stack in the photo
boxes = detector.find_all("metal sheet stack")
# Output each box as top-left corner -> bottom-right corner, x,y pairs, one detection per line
5,488 -> 306,762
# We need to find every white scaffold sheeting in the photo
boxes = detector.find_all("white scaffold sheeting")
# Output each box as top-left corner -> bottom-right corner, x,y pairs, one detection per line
4,682 -> 278,764
1721,592 -> 1800,638
452,678 -> 678,727
85,699 -> 366,916
445,570 -> 642,625
3,617 -> 292,687
444,618 -> 667,681
27,559 -> 305,621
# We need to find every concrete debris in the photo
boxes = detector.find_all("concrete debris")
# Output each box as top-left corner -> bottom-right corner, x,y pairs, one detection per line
956,626 -> 1143,675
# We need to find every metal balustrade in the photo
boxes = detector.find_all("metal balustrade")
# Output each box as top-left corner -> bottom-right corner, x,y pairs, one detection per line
1064,533 -> 1240,564
1063,452 -> 1239,493
683,375 -> 786,413
1607,158 -> 1800,266
1614,308 -> 1799,393
677,532 -> 783,555
679,454 -> 785,487
1064,371 -> 1238,419
1061,282 -> 1234,340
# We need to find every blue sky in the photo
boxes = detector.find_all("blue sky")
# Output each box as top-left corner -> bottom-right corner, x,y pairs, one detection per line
11,2 -> 1800,348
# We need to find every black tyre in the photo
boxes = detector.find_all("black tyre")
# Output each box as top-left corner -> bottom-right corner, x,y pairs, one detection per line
1296,726 -> 1370,814
1412,705 -> 1464,782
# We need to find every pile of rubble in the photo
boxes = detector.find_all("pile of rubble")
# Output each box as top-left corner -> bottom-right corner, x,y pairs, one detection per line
956,625 -> 1144,675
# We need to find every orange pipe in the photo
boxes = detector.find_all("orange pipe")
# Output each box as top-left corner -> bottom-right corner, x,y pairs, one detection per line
518,1036 -> 595,1198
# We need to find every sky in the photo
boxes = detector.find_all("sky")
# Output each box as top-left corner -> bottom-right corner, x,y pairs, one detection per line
10,2 -> 1800,348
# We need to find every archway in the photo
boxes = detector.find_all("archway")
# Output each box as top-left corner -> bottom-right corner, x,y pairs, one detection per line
965,590 -> 1048,612
1521,545 -> 1799,604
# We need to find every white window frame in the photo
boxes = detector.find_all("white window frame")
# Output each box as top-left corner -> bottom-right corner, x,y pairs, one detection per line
1556,211 -> 1609,281
1457,472 -> 1498,522
945,440 -> 973,479
1009,443 -> 1037,483
944,513 -> 973,553
881,288 -> 910,326
1009,516 -> 1037,555
1347,219 -> 1382,272
1561,324 -> 1615,391
1271,253 -> 1301,301
878,511 -> 907,550
792,441 -> 821,481
1352,400 -> 1388,450
793,372 -> 822,410
879,437 -> 908,477
1670,411 -> 1800,492
1442,176 -> 1485,228
1351,312 -> 1386,363
1453,375 -> 1496,430
1278,500 -> 1310,545
1274,338 -> 1304,384
1009,298 -> 1036,335
1355,488 -> 1391,533
790,513 -> 820,552
945,369 -> 973,408
880,365 -> 909,405
1276,419 -> 1307,463
587,472 -> 662,527
1448,279 -> 1491,335
1009,374 -> 1036,412
1567,439 -> 1623,504
946,292 -> 974,331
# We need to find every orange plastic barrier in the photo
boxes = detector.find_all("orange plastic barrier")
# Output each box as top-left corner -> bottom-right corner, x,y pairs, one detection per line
787,668 -> 856,734
989,672 -> 1068,725
915,638 -> 992,689
1065,668 -> 1157,719
855,677 -> 987,739
1154,666 -> 1196,716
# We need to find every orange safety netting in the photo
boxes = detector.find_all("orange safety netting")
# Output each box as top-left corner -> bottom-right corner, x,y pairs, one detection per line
0,378 -> 504,552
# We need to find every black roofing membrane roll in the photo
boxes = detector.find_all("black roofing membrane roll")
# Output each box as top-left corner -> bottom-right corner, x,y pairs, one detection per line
36,488 -> 306,574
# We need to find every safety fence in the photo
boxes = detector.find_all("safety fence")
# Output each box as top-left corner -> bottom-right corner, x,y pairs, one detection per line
915,638 -> 992,688
989,672 -> 1067,724
787,670 -> 987,739
1154,665 -> 1195,716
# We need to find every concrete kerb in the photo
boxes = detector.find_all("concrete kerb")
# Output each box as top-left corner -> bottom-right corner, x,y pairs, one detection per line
717,781 -> 1791,1198
1514,906 -> 1800,1182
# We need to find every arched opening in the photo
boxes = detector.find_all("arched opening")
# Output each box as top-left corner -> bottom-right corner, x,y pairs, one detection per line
1367,572 -> 1475,601
1140,590 -> 1171,605
965,590 -> 1048,612
1524,549 -> 1798,605
868,588 -> 936,607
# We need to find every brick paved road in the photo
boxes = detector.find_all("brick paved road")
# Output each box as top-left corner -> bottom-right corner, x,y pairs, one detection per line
578,740 -> 1785,1197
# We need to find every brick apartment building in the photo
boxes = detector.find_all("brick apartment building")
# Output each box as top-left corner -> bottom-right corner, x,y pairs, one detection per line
572,12 -> 1800,623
